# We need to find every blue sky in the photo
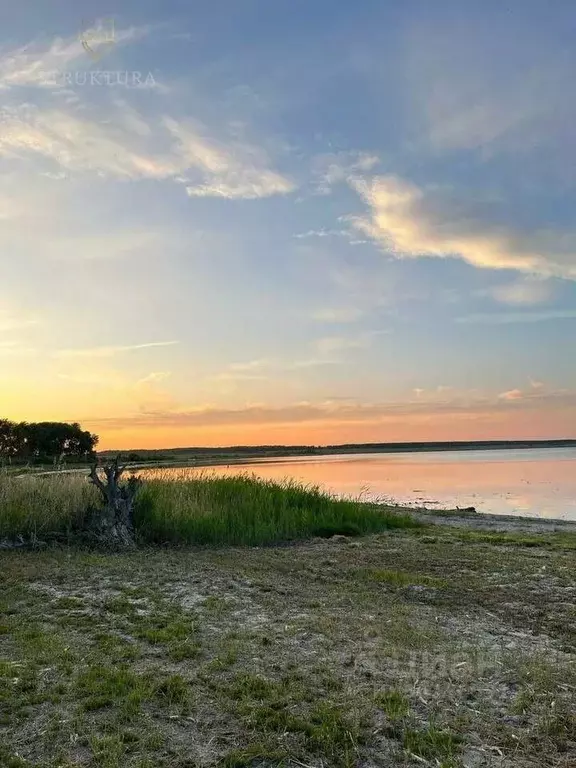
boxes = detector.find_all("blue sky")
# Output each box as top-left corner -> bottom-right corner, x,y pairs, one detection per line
1,0 -> 575,447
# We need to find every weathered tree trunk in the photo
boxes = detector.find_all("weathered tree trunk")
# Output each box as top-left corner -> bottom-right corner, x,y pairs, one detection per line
86,457 -> 140,549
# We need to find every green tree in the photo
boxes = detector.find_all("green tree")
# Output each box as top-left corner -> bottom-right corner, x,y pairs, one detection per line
0,419 -> 98,463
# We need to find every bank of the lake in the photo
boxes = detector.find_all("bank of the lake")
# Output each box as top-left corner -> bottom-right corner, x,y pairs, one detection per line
16,445 -> 576,521
1,470 -> 575,766
138,447 -> 576,522
0,471 -> 418,547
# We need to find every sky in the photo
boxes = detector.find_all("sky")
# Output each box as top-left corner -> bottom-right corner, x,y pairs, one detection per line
1,0 -> 575,449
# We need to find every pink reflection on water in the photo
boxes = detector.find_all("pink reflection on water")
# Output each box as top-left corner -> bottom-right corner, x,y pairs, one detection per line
182,448 -> 576,520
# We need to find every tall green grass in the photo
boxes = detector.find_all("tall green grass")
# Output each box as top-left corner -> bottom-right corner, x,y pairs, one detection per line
0,469 -> 418,545
134,470 -> 418,546
0,471 -> 97,540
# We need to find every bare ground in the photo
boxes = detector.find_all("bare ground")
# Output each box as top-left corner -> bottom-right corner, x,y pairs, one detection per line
412,508 -> 576,534
1,520 -> 575,768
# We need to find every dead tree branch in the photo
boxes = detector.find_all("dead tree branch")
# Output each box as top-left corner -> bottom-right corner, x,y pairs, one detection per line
86,456 -> 141,549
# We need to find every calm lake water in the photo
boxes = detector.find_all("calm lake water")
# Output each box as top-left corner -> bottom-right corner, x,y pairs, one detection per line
167,448 -> 576,521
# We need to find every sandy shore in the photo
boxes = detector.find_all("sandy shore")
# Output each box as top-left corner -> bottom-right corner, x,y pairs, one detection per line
411,507 -> 576,533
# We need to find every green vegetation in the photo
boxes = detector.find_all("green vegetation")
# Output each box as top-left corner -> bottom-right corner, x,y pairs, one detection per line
375,689 -> 410,720
359,567 -> 448,588
0,469 -> 418,545
402,725 -> 461,765
0,472 -> 97,539
1,526 -> 574,767
0,418 -> 98,466
1,449 -> 575,766
134,471 -> 418,545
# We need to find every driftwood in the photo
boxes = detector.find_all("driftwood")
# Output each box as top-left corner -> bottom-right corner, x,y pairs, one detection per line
86,457 -> 141,549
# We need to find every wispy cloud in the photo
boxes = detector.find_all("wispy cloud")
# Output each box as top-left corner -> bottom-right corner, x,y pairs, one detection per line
0,25 -> 150,91
312,151 -> 379,195
483,277 -> 554,306
313,335 -> 372,355
350,175 -> 576,279
227,359 -> 273,372
55,341 -> 179,358
137,371 -> 172,385
311,307 -> 364,323
403,12 -> 576,175
0,105 -> 294,198
0,104 -> 177,180
56,363 -> 177,416
294,228 -> 350,239
456,309 -> 576,324
293,227 -> 368,245
498,380 -> 565,402
84,388 -> 576,432
211,372 -> 270,383
498,388 -> 524,401
412,385 -> 457,401
209,354 -> 344,383
166,118 -> 295,199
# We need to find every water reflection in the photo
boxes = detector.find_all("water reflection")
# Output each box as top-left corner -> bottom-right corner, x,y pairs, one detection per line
147,448 -> 576,520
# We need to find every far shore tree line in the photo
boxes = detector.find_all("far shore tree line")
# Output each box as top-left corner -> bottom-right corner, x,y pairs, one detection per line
0,419 -> 98,466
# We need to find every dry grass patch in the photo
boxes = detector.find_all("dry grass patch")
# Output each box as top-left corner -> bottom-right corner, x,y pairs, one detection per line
0,526 -> 575,766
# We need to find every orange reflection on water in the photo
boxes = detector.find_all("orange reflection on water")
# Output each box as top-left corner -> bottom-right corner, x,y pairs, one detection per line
158,448 -> 576,520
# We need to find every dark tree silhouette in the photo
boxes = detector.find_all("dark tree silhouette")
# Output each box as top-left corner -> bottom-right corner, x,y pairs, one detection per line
0,419 -> 98,464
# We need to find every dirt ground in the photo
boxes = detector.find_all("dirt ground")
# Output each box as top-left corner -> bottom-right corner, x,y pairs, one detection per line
413,507 -> 576,534
1,519 -> 575,767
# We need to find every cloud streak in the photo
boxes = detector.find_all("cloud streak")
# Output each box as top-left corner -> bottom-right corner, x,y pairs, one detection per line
313,334 -> 375,355
456,309 -> 576,324
484,277 -> 553,306
349,175 -> 576,280
312,307 -> 364,323
55,341 -> 179,358
312,151 -> 379,195
166,118 -> 294,200
0,104 -> 294,200
84,388 -> 576,432
0,24 -> 294,201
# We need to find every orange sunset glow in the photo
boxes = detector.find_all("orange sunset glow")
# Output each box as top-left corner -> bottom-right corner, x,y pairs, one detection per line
1,3 -> 575,451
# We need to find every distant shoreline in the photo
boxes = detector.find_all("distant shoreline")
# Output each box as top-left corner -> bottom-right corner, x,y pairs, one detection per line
100,438 -> 576,464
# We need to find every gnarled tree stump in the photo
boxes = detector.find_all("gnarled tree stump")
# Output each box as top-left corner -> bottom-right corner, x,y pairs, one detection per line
86,457 -> 140,549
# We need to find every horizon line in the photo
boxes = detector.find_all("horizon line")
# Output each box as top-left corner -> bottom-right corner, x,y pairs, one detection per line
98,437 -> 576,454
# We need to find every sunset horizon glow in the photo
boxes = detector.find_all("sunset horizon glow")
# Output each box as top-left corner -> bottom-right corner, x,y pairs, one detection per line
1,2 -> 575,450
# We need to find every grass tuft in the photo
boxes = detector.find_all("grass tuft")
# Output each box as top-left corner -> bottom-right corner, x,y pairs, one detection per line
402,725 -> 461,764
375,689 -> 410,720
360,568 -> 447,588
153,674 -> 189,705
